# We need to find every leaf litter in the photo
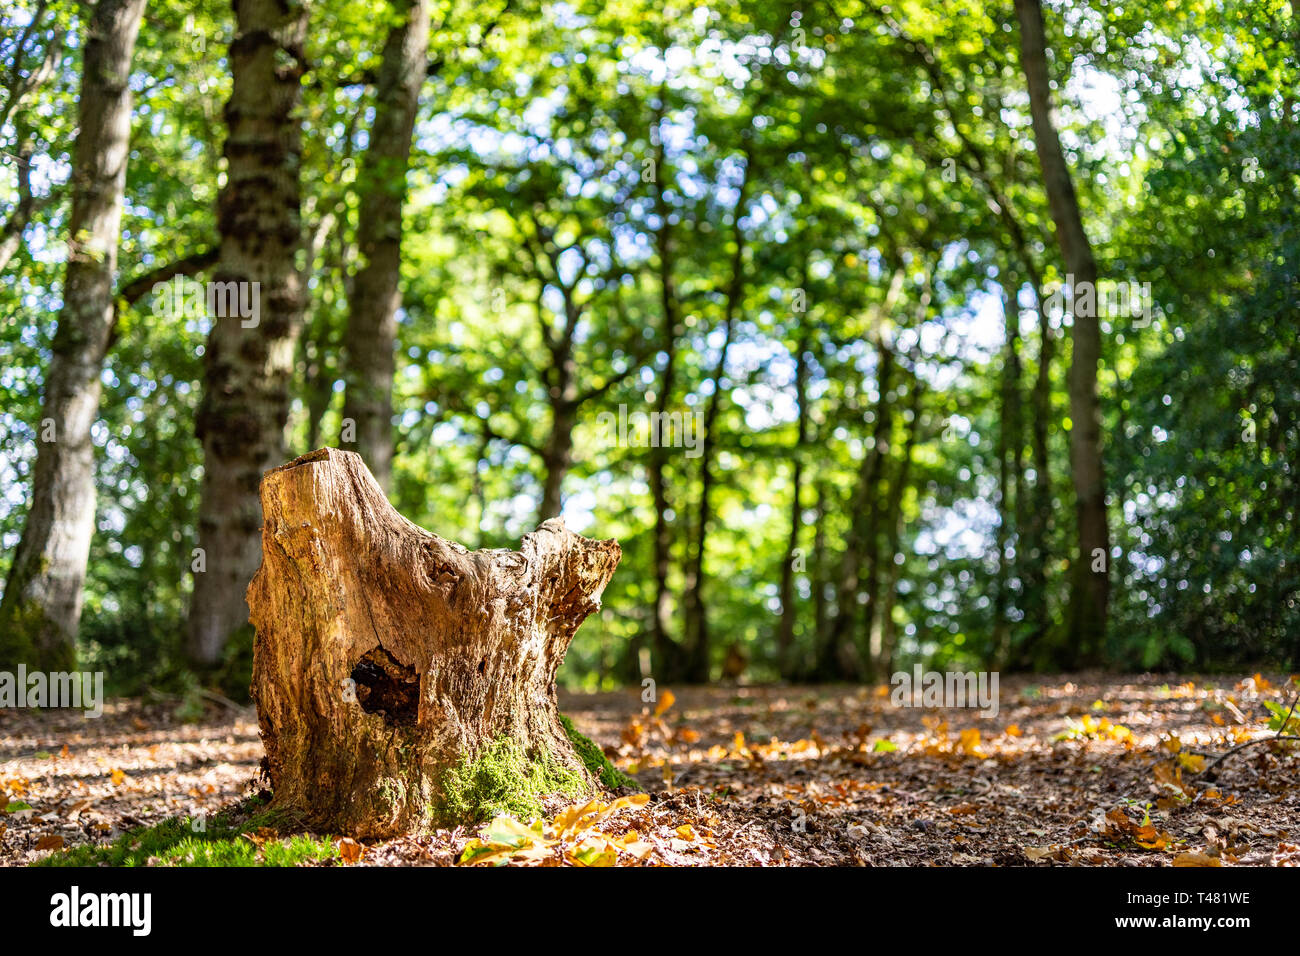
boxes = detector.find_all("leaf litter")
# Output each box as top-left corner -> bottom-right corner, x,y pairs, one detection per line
2,674 -> 1298,866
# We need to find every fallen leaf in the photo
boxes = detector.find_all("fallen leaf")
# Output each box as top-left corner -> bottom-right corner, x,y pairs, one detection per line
653,690 -> 676,718
337,837 -> 363,864
1173,851 -> 1221,867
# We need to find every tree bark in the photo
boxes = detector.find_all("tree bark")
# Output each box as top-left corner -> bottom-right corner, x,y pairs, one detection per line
0,18 -> 65,273
340,0 -> 431,492
1015,0 -> 1110,663
188,0 -> 310,667
0,0 -> 147,671
827,337 -> 895,680
993,274 -> 1023,665
537,332 -> 577,522
648,113 -> 684,681
0,130 -> 38,275
877,382 -> 921,677
777,328 -> 810,672
869,375 -> 918,674
682,155 -> 751,683
248,448 -> 621,837
1022,277 -> 1055,658
809,477 -> 830,681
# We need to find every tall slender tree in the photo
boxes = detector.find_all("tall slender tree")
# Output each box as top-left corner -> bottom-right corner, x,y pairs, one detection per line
187,0 -> 310,667
1015,0 -> 1110,663
682,154 -> 752,683
339,0 -> 431,491
0,0 -> 147,671
648,104 -> 684,680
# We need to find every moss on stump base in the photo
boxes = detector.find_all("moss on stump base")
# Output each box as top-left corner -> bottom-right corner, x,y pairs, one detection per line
247,448 -> 623,838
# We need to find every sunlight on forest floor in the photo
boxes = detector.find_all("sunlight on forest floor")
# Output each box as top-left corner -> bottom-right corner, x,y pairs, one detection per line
2,675 -> 1297,866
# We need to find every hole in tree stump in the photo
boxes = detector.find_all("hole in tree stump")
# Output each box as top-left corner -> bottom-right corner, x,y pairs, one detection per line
351,646 -> 419,727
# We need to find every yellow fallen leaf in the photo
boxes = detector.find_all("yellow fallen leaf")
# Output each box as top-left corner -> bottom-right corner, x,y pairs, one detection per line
552,799 -> 603,838
1135,826 -> 1172,850
607,792 -> 650,812
1173,851 -> 1221,867
1177,752 -> 1206,773
653,689 -> 675,718
337,837 -> 363,864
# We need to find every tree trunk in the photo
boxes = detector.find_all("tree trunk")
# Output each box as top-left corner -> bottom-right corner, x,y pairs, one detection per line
0,128 -> 37,275
809,478 -> 830,681
0,0 -> 147,671
535,295 -> 581,523
828,337 -> 894,680
856,359 -> 895,683
248,448 -> 621,837
0,18 -> 65,273
187,0 -> 310,667
993,274 -> 1023,665
776,329 -> 810,672
682,156 -> 751,683
537,395 -> 575,522
1015,0 -> 1110,664
649,113 -> 684,681
878,384 -> 921,676
869,376 -> 918,674
340,0 -> 431,492
1020,277 -> 1055,658
647,362 -> 681,680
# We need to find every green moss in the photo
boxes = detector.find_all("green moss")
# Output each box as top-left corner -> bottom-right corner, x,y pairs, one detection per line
435,735 -> 589,824
559,714 -> 640,791
0,594 -> 75,674
36,796 -> 339,868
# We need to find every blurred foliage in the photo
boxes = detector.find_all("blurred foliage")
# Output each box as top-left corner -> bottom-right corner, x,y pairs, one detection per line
0,0 -> 1296,695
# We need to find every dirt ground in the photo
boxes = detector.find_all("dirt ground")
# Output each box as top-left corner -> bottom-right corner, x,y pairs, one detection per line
2,673 -> 1298,866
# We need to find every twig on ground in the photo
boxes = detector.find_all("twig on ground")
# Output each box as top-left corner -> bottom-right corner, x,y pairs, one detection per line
1193,681 -> 1300,776
1194,735 -> 1300,776
199,688 -> 252,714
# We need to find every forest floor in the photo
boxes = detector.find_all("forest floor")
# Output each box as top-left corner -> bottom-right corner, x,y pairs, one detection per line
2,673 -> 1298,866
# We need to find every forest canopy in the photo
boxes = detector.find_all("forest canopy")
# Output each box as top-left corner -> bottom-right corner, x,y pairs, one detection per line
0,0 -> 1296,698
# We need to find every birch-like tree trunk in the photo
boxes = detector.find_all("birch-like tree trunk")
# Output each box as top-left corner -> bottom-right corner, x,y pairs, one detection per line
187,0 -> 310,666
0,0 -> 147,671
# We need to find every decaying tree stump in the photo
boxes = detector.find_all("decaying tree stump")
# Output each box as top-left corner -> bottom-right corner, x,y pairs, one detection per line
247,448 -> 622,837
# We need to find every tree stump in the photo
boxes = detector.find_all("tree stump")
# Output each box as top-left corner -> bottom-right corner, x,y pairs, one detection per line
247,448 -> 622,837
